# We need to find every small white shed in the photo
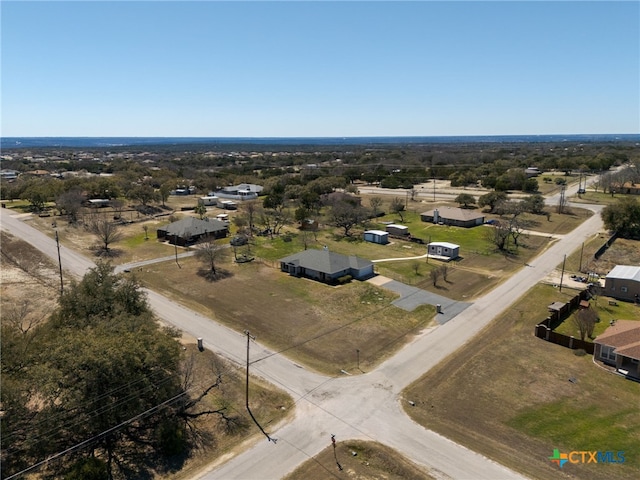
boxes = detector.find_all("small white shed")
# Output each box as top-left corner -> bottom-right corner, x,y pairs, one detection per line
428,242 -> 460,260
364,230 -> 389,245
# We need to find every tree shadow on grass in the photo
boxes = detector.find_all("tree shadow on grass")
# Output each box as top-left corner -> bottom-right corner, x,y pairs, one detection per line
92,246 -> 123,258
196,268 -> 234,282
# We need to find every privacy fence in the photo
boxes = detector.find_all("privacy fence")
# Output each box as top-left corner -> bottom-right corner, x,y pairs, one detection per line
534,289 -> 595,354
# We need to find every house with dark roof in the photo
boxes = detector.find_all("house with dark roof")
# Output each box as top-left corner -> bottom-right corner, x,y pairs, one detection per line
420,207 -> 485,228
279,249 -> 374,284
594,320 -> 640,380
157,217 -> 228,246
604,265 -> 640,302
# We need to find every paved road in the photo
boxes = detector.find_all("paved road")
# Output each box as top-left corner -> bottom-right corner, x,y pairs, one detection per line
0,193 -> 605,479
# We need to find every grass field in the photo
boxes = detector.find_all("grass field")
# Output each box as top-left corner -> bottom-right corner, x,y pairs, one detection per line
283,440 -> 437,480
136,257 -> 436,375
403,277 -> 640,480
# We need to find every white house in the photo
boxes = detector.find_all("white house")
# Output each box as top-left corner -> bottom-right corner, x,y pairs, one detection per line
363,230 -> 389,245
428,242 -> 460,260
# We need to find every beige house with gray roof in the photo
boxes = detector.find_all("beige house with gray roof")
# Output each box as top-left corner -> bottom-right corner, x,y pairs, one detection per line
420,207 -> 485,228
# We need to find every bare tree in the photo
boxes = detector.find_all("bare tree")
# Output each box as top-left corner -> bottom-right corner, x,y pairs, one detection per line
56,188 -> 85,223
369,196 -> 383,218
485,220 -> 511,251
89,217 -> 122,254
111,198 -> 125,220
573,307 -> 598,341
440,264 -> 449,282
299,231 -> 313,250
390,197 -> 405,222
430,267 -> 440,286
330,201 -> 367,237
195,237 -> 227,278
4,300 -> 45,335
241,200 -> 259,236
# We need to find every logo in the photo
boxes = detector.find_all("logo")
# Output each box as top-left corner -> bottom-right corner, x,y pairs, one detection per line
549,449 -> 568,468
549,449 -> 625,468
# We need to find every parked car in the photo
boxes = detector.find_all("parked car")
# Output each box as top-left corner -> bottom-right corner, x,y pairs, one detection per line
230,235 -> 248,246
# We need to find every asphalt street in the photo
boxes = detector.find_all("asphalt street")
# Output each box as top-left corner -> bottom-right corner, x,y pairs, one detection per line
0,177 -> 603,479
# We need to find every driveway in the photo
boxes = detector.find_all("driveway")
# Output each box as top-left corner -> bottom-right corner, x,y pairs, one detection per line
368,275 -> 471,323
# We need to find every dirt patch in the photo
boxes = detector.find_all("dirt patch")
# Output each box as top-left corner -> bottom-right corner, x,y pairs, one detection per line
0,231 -> 61,327
284,440 -> 438,480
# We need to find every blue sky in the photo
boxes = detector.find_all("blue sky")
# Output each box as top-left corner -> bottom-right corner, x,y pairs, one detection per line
2,1 -> 639,137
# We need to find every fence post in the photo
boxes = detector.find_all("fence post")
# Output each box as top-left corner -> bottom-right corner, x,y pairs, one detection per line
546,326 -> 551,341
569,336 -> 574,349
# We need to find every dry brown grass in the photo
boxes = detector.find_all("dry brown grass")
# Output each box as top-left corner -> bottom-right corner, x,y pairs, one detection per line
403,277 -> 640,480
283,440 -> 437,480
136,256 -> 436,375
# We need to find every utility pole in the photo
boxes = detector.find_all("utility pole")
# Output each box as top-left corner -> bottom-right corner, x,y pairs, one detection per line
55,230 -> 64,295
244,330 -> 276,443
559,254 -> 566,292
579,242 -> 584,272
174,234 -> 181,268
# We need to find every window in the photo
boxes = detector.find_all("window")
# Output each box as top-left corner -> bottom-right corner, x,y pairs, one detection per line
621,286 -> 628,293
600,345 -> 617,362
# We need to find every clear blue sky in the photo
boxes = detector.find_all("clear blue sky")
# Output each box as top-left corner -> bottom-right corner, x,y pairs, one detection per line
2,1 -> 639,137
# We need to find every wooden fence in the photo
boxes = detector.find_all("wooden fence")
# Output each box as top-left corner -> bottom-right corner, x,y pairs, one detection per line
534,289 -> 595,354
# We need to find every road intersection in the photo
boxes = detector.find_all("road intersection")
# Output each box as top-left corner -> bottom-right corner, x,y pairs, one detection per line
0,178 -> 603,479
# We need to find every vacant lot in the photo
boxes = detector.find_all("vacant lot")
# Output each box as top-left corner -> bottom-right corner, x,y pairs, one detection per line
403,281 -> 640,480
283,440 -> 436,480
136,256 -> 435,375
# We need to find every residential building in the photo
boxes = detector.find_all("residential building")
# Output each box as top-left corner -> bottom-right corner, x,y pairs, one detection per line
427,242 -> 460,260
157,217 -> 228,246
604,265 -> 640,302
420,207 -> 485,228
594,320 -> 640,380
279,249 -> 374,284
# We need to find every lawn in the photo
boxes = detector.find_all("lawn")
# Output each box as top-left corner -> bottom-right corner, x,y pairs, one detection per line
283,440 -> 437,480
402,282 -> 640,480
136,256 -> 436,375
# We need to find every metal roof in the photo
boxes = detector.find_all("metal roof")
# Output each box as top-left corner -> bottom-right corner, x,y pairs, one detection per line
606,265 -> 640,282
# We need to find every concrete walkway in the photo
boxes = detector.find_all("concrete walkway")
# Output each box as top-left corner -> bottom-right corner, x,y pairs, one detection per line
368,275 -> 471,324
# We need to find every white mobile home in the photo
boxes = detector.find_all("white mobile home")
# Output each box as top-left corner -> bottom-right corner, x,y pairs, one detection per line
428,242 -> 460,260
198,196 -> 218,206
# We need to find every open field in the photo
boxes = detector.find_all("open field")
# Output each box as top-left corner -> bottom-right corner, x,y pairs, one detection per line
135,256 -> 436,375
283,440 -> 437,480
403,280 -> 640,480
0,230 -> 63,329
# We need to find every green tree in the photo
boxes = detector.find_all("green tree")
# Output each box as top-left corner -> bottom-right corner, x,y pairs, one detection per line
454,193 -> 476,208
194,204 -> 207,219
601,197 -> 640,238
478,191 -> 508,213
521,193 -> 545,215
